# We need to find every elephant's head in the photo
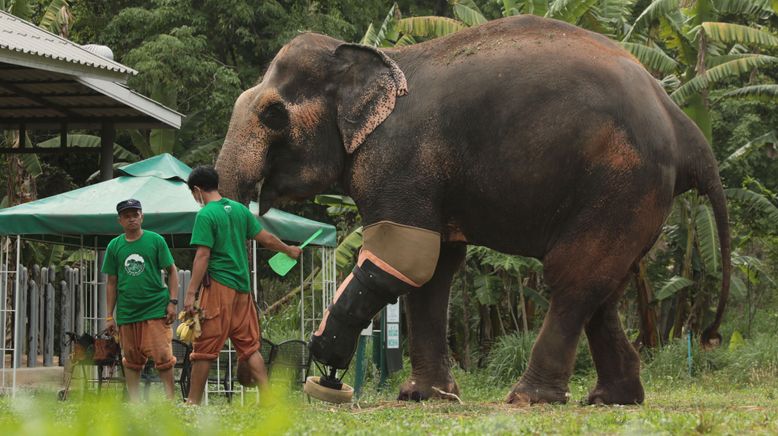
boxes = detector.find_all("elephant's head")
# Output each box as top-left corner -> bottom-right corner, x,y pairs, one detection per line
215,33 -> 407,212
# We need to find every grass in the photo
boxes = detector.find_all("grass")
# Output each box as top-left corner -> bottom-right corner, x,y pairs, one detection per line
3,329 -> 778,434
1,369 -> 776,435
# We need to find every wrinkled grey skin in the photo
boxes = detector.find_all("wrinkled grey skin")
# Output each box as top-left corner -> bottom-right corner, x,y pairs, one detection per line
216,16 -> 730,405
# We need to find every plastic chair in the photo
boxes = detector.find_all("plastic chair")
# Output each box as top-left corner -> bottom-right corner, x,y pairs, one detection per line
172,339 -> 192,400
260,337 -> 278,375
272,339 -> 312,387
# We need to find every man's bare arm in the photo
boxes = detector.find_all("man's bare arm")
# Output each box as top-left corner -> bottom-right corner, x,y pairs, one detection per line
184,246 -> 210,313
254,229 -> 301,258
106,275 -> 117,332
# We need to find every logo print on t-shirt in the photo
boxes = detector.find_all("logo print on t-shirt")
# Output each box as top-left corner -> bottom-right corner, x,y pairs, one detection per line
124,254 -> 145,276
224,204 -> 232,213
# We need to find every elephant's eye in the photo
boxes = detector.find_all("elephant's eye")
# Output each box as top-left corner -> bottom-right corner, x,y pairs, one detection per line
260,102 -> 289,131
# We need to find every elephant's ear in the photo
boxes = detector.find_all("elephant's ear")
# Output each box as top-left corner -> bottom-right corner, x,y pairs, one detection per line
334,43 -> 408,154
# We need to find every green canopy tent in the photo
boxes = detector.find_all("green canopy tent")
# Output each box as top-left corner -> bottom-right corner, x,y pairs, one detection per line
0,153 -> 337,248
0,155 -> 338,396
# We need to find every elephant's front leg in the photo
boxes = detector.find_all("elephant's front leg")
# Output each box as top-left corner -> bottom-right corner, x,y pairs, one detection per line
398,243 -> 465,401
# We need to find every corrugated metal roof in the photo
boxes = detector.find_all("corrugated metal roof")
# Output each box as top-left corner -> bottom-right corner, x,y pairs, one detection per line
0,62 -> 183,129
0,10 -> 136,82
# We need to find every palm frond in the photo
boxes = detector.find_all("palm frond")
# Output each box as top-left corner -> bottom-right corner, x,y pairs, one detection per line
623,0 -> 680,41
36,133 -> 140,162
129,129 -> 154,158
660,74 -> 682,91
547,0 -> 599,23
724,188 -> 778,225
620,42 -> 679,74
451,0 -> 487,27
720,130 -> 778,169
729,275 -> 746,298
38,0 -> 69,34
360,23 -> 378,46
396,16 -> 467,39
694,204 -> 720,274
334,227 -> 363,272
670,54 -> 778,105
712,0 -> 773,16
720,84 -> 778,101
702,22 -> 778,49
655,275 -> 695,301
178,138 -> 223,165
706,53 -> 759,68
599,0 -> 638,27
732,254 -> 777,286
9,0 -> 32,21
500,0 -> 522,16
394,34 -> 417,47
518,0 -> 549,16
361,3 -> 398,47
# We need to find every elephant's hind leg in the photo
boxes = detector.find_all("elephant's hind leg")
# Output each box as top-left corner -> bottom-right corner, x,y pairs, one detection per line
398,243 -> 465,401
507,229 -> 640,405
585,289 -> 644,405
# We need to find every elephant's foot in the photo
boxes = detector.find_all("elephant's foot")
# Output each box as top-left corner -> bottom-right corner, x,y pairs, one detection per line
506,381 -> 570,406
586,379 -> 644,405
397,376 -> 460,402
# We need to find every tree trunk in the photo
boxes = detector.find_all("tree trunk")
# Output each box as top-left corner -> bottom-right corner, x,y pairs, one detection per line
478,303 -> 493,367
461,276 -> 471,370
634,260 -> 659,348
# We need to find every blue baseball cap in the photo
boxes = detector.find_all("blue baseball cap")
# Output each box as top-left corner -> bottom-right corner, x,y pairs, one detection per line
116,199 -> 142,213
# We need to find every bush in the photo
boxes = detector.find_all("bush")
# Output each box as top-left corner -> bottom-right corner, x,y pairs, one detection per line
642,332 -> 778,385
485,332 -> 536,382
485,332 -> 595,383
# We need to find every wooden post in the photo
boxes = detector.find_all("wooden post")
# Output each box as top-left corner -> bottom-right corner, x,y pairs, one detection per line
60,267 -> 71,368
44,266 -> 55,366
15,266 -> 27,367
27,265 -> 39,368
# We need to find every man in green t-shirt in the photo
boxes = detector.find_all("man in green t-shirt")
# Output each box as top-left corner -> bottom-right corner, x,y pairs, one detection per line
183,165 -> 301,405
102,198 -> 179,401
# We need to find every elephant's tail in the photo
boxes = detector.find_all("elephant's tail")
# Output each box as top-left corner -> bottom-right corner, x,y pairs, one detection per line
699,177 -> 731,348
685,133 -> 731,349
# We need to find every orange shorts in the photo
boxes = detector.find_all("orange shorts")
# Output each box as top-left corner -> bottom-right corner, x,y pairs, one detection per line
119,318 -> 176,371
190,279 -> 261,362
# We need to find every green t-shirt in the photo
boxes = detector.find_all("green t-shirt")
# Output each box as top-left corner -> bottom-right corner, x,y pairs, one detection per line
190,198 -> 262,292
101,230 -> 175,325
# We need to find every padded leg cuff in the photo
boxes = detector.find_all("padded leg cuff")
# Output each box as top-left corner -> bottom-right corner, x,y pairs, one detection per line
310,259 -> 414,369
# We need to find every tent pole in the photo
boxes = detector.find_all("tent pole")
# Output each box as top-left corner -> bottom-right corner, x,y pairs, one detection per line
12,236 -> 20,397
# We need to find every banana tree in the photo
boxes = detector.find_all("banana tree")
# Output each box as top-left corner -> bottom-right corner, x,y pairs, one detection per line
621,0 -> 777,342
1,0 -> 74,207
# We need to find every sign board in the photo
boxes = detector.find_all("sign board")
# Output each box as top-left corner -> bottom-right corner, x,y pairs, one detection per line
386,323 -> 399,349
386,301 -> 400,322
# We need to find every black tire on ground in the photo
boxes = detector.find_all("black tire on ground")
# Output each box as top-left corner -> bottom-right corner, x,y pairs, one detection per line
304,376 -> 354,404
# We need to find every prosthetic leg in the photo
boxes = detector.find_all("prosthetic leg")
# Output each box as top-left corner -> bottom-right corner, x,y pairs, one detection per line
305,222 -> 440,403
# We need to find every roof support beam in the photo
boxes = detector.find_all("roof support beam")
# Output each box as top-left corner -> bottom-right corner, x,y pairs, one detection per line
100,122 -> 114,181
0,80 -> 78,117
0,146 -> 99,154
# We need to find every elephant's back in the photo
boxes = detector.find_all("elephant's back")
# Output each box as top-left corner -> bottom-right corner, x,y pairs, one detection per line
388,15 -> 640,73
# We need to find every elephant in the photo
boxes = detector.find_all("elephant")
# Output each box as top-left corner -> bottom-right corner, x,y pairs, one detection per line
215,15 -> 730,405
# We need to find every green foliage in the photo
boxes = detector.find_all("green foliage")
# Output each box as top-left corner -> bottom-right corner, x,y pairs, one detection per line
694,204 -> 721,274
485,331 -> 536,381
620,41 -> 679,74
725,188 -> 778,226
655,276 -> 695,301
451,0 -> 487,26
